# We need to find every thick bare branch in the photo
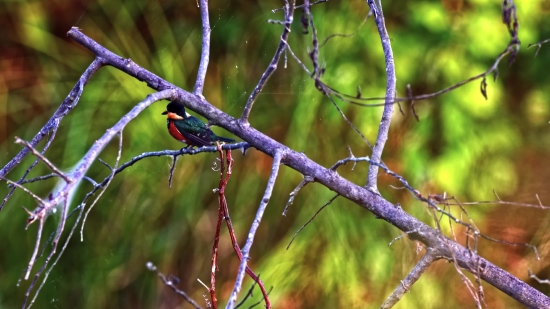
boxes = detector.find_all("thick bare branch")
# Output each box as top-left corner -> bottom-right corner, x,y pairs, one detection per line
65,28 -> 550,308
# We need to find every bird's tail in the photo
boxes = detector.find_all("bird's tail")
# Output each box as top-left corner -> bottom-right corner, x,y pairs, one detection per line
214,136 -> 235,143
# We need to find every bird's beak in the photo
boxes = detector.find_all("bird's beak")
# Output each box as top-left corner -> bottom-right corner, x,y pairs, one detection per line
162,111 -> 168,115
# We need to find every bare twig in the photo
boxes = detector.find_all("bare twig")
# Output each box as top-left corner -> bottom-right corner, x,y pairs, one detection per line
226,150 -> 284,308
271,0 -> 327,13
168,155 -> 178,188
281,42 -> 375,149
80,132 -> 123,241
234,274 -> 261,309
14,137 -> 72,183
2,179 -> 47,207
319,11 -> 372,48
146,262 -> 202,309
1,124 -> 59,210
388,228 -> 421,247
240,0 -> 295,123
379,249 -> 439,309
194,0 -> 211,94
529,269 -> 550,285
283,175 -> 313,216
365,0 -> 396,192
528,38 -> 550,57
287,194 -> 339,250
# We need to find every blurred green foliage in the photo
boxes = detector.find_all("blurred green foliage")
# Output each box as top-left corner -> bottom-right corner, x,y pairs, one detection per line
1,0 -> 550,308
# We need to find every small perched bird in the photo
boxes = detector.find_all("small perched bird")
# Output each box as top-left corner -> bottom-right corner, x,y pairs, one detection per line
162,101 -> 235,147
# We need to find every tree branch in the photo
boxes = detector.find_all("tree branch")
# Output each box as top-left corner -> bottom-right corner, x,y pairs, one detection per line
226,150 -> 284,308
240,0 -> 295,123
365,0 -> 396,192
146,262 -> 202,309
64,28 -> 550,308
194,0 -> 211,95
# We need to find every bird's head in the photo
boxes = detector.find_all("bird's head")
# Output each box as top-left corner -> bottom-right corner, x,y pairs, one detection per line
162,101 -> 188,119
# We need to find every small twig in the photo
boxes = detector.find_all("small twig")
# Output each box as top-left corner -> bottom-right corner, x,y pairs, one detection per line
194,0 -> 211,94
7,174 -> 57,187
283,175 -> 314,216
529,269 -> 550,285
146,262 -> 202,309
234,274 -> 261,309
445,198 -> 550,209
24,215 -> 46,281
319,11 -> 372,48
287,194 -> 339,250
240,0 -> 295,123
15,137 -> 72,183
388,228 -> 421,247
80,132 -> 123,241
330,147 -> 369,170
226,150 -> 284,309
379,249 -> 439,309
168,155 -> 178,188
528,38 -> 550,57
248,286 -> 273,309
2,179 -> 47,207
271,0 -> 327,13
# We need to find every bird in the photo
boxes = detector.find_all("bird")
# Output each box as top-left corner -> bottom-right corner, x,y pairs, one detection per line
162,101 -> 235,147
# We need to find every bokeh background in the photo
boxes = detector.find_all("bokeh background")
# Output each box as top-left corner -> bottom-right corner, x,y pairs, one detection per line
1,0 -> 550,308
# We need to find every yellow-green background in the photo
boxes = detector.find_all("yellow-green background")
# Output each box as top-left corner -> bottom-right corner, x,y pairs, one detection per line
1,0 -> 550,308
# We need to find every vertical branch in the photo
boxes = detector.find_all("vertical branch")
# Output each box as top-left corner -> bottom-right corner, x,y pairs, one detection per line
0,58 -> 104,179
226,150 -> 284,308
365,0 -> 396,192
194,0 -> 211,95
240,0 -> 295,123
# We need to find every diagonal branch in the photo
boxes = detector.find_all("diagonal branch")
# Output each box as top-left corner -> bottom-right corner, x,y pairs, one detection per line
379,249 -> 440,309
65,28 -> 550,308
365,0 -> 396,192
0,58 -> 103,179
146,262 -> 202,309
225,150 -> 285,308
240,0 -> 295,123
